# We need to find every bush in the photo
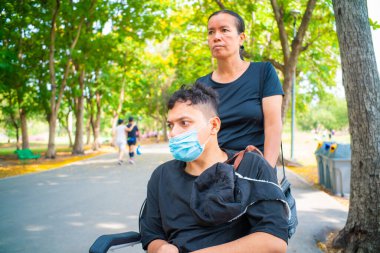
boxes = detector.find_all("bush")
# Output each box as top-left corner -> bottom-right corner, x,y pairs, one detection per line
297,96 -> 348,131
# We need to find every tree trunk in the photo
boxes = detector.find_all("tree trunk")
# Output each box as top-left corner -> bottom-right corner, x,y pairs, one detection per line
161,115 -> 168,142
16,22 -> 29,150
72,67 -> 85,155
62,125 -> 73,147
46,0 -> 84,158
60,112 -> 73,147
8,92 -> 20,149
46,113 -> 57,158
92,90 -> 102,150
67,111 -> 73,147
86,117 -> 92,146
86,89 -> 94,146
269,0 -> 317,121
11,119 -> 20,150
281,66 -> 296,122
46,0 -> 60,159
19,109 -> 29,149
332,0 -> 380,252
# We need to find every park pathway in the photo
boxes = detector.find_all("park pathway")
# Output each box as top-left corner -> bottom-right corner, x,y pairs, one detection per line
0,143 -> 348,253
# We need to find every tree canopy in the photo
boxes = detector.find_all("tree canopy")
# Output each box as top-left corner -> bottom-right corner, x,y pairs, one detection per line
0,0 -> 344,154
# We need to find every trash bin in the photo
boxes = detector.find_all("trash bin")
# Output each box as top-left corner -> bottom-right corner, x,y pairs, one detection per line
315,142 -> 324,185
315,142 -> 334,188
322,142 -> 336,190
326,143 -> 351,197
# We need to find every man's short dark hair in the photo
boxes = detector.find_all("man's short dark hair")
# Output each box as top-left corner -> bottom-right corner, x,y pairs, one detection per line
167,82 -> 219,117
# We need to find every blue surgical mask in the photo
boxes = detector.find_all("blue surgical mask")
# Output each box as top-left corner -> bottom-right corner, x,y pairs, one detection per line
169,129 -> 205,162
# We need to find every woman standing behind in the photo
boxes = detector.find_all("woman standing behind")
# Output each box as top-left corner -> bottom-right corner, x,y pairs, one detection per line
197,10 -> 283,168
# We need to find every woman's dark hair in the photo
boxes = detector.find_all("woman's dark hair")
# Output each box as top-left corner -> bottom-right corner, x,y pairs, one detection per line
208,9 -> 245,33
167,82 -> 219,116
208,9 -> 250,60
117,119 -> 124,125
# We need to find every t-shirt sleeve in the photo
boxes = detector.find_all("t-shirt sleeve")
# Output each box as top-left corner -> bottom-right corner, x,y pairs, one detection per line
240,153 -> 289,243
196,74 -> 212,87
140,168 -> 167,249
247,200 -> 289,243
262,62 -> 284,98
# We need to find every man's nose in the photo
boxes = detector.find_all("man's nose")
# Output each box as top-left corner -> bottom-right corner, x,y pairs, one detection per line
169,125 -> 180,138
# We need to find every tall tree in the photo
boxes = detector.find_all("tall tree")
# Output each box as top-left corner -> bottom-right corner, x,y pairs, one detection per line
91,87 -> 102,150
46,0 -> 90,158
71,64 -> 85,155
270,0 -> 317,120
0,1 -> 43,149
71,0 -> 97,155
332,0 -> 380,252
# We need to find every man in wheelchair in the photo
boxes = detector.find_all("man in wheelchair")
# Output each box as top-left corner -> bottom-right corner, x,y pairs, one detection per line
139,83 -> 288,253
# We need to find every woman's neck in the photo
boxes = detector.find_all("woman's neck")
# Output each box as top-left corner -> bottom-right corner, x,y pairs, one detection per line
213,58 -> 250,83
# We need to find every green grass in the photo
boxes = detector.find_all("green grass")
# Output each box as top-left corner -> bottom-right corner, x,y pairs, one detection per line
0,143 -> 72,156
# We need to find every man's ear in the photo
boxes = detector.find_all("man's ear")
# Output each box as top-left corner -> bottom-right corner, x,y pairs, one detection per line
209,116 -> 221,135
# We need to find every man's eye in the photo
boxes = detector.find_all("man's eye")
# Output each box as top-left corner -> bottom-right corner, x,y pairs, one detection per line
208,30 -> 214,35
167,124 -> 173,129
222,28 -> 229,33
181,121 -> 189,126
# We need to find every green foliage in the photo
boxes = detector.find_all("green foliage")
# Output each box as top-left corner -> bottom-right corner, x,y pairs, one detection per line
297,94 -> 348,131
369,18 -> 380,30
244,0 -> 340,108
0,0 -> 344,146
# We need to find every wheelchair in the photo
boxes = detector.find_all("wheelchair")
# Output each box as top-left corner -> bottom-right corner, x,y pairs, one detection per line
89,200 -> 146,253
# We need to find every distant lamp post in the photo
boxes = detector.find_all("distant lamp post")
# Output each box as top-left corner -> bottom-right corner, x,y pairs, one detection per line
290,10 -> 300,160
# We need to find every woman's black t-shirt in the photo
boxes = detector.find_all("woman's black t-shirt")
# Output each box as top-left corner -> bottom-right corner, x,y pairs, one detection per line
197,62 -> 284,152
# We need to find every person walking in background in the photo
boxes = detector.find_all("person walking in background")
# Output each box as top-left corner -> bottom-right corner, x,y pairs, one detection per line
127,116 -> 139,164
197,10 -> 283,168
115,119 -> 128,165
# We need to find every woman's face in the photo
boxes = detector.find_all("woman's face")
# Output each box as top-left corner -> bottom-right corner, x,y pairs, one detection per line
207,13 -> 245,60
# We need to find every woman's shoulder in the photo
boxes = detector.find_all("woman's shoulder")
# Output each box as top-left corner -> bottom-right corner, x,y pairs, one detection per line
196,73 -> 213,85
248,61 -> 273,70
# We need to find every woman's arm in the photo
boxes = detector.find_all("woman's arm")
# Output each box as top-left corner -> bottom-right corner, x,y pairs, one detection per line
192,232 -> 286,253
262,95 -> 283,168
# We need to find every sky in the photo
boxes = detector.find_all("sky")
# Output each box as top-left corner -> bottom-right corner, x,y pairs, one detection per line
333,0 -> 380,98
368,0 -> 380,71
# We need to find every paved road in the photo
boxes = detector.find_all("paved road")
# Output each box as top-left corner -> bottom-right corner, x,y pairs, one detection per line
0,144 -> 348,253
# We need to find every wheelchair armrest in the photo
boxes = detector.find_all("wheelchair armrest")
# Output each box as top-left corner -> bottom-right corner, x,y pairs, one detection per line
89,231 -> 141,253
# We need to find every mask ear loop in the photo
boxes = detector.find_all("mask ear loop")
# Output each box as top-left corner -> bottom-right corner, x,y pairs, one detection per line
200,132 -> 212,149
